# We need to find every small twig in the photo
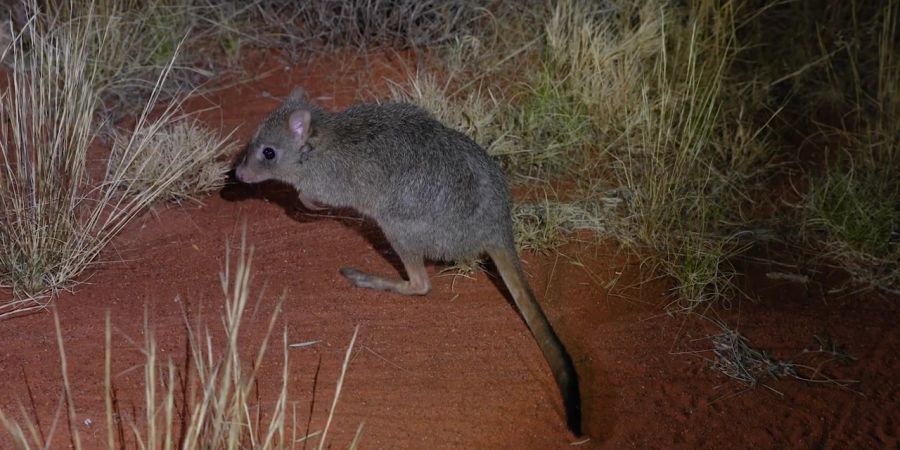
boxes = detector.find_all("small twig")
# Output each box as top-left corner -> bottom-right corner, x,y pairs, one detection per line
289,340 -> 320,349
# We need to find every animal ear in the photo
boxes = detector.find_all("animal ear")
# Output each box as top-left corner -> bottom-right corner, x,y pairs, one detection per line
287,87 -> 307,102
288,109 -> 311,141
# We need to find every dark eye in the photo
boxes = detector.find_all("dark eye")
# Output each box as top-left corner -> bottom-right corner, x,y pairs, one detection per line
262,147 -> 276,160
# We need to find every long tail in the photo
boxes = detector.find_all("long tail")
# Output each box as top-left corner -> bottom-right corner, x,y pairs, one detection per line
489,247 -> 582,437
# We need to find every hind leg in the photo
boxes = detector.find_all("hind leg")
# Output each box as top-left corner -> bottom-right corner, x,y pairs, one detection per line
340,251 -> 431,296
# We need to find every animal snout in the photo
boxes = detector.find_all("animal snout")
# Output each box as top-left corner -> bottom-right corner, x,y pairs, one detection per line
234,164 -> 255,184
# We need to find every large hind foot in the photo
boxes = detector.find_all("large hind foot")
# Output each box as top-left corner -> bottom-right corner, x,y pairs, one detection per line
340,253 -> 431,296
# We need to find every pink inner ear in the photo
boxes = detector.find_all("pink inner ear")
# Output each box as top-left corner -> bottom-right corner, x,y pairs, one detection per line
289,110 -> 310,140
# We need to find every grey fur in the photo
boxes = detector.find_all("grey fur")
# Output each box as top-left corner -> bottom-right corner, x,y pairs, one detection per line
243,95 -> 512,262
235,88 -> 582,436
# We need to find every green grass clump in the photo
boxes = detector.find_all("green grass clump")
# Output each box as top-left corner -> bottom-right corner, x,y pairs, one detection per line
510,66 -> 593,177
804,168 -> 899,292
808,172 -> 896,259
802,136 -> 899,292
794,0 -> 900,292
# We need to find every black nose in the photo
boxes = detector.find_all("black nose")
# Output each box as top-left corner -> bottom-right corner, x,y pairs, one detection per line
225,168 -> 240,185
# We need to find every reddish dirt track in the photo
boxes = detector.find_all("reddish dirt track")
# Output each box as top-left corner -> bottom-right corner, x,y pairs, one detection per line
0,52 -> 897,449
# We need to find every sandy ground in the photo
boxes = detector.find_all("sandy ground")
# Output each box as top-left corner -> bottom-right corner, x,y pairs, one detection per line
0,52 -> 896,450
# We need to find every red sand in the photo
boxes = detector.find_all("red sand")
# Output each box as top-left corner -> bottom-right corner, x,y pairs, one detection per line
0,52 -> 896,450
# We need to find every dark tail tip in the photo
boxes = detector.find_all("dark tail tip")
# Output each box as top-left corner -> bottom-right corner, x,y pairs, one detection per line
562,359 -> 583,437
566,397 -> 583,437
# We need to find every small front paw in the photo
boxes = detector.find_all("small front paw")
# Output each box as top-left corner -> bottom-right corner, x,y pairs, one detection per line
299,193 -> 327,211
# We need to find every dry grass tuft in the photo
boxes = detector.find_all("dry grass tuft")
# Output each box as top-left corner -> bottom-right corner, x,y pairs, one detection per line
0,1 -> 222,312
255,0 -> 492,52
512,199 -> 610,253
37,1 -> 213,123
603,1 -> 775,310
109,120 -> 236,204
387,71 -> 515,161
0,233 -> 362,449
710,328 -> 797,386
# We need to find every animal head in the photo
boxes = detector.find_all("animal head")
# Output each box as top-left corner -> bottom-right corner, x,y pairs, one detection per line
235,87 -> 315,184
